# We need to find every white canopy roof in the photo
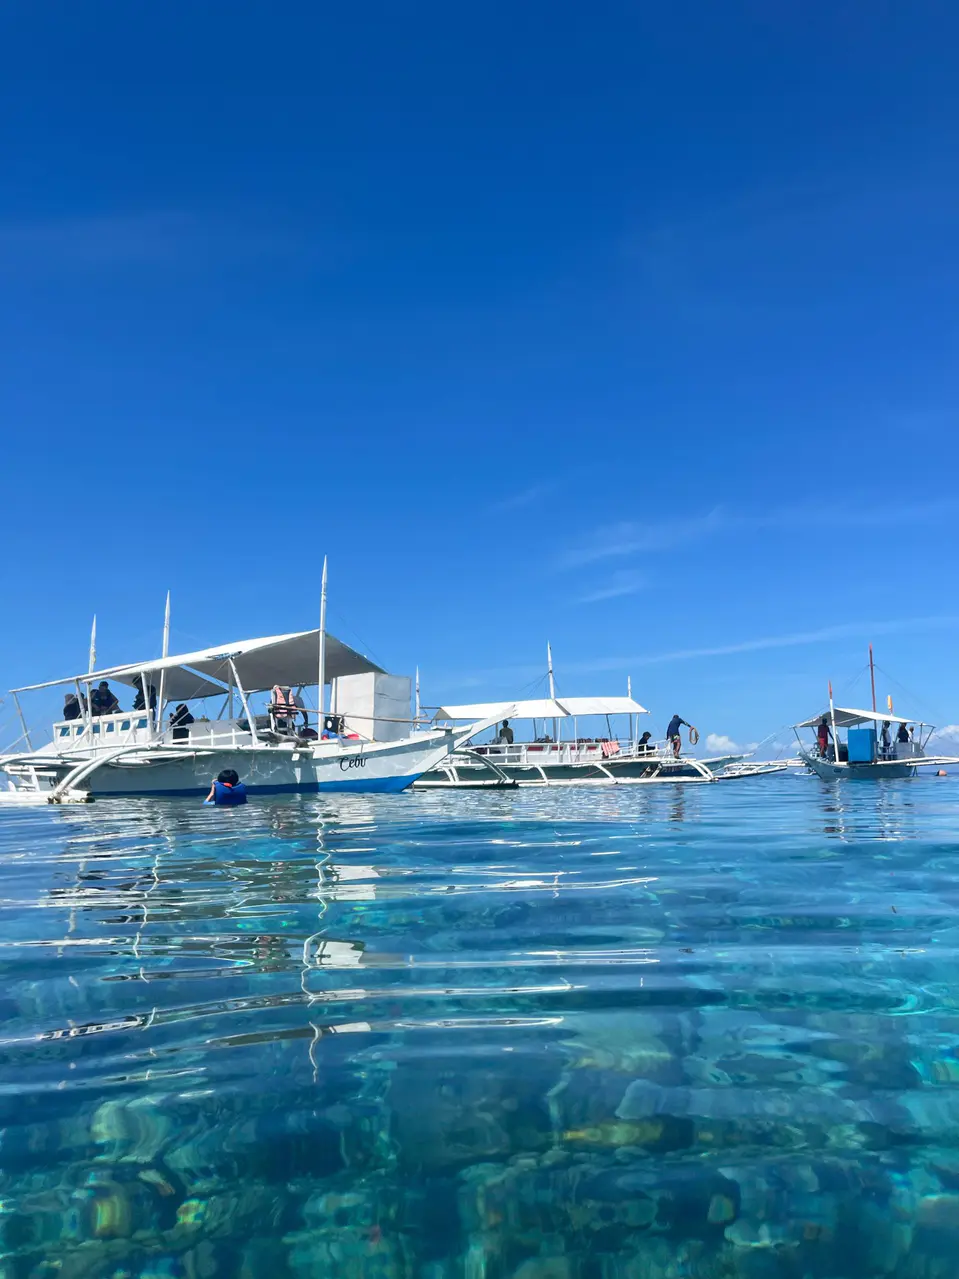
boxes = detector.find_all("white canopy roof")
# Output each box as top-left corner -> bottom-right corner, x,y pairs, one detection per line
434,695 -> 648,722
558,696 -> 648,717
795,706 -> 918,730
434,699 -> 564,722
12,630 -> 384,702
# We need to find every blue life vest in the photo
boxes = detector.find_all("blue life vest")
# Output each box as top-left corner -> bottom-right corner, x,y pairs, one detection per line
212,780 -> 247,806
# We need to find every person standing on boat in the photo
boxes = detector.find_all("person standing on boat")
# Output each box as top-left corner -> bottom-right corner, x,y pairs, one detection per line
816,716 -> 832,758
170,703 -> 195,740
881,721 -> 892,758
132,675 -> 158,714
494,719 -> 514,746
63,693 -> 82,721
897,722 -> 911,744
666,714 -> 689,758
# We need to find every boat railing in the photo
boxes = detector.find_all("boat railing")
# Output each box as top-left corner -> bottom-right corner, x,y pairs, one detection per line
52,714 -> 257,754
158,719 -> 256,750
461,738 -> 677,767
52,712 -> 155,753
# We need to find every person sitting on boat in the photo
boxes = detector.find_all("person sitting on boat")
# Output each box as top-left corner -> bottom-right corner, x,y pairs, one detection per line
638,730 -> 654,753
494,719 -> 514,746
816,716 -> 832,757
880,721 -> 892,757
666,714 -> 689,758
63,693 -> 82,721
170,703 -> 195,740
897,722 -> 911,744
90,681 -> 120,717
204,769 -> 248,806
132,675 -> 158,713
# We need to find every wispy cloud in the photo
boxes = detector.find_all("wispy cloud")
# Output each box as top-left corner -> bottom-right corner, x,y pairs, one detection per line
488,482 -> 560,515
578,569 -> 647,604
562,511 -> 725,567
0,212 -> 337,275
423,615 -> 959,700
561,500 -> 957,569
563,615 -> 959,674
623,172 -> 959,328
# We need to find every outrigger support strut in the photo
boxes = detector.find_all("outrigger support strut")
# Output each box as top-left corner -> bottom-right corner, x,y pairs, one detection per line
49,744 -> 154,803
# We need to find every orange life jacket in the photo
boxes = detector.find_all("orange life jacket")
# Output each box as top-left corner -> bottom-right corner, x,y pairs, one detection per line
272,686 -> 296,711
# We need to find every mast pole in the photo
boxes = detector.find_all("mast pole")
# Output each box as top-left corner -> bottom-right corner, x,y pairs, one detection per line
869,643 -> 877,714
828,680 -> 840,764
12,691 -> 32,750
317,556 -> 328,732
156,591 -> 171,736
548,640 -> 558,745
83,614 -> 96,733
415,665 -> 421,725
628,675 -> 634,746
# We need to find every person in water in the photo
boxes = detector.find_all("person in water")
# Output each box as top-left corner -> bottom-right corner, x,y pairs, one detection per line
666,713 -> 689,758
204,769 -> 247,806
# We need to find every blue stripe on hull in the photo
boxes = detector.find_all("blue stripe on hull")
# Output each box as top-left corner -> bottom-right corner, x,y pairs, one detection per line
88,774 -> 421,798
316,774 -> 417,793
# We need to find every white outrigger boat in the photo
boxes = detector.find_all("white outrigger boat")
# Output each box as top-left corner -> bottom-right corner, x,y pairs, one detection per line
0,568 -> 497,804
792,651 -> 959,780
793,707 -> 959,780
414,652 -> 766,787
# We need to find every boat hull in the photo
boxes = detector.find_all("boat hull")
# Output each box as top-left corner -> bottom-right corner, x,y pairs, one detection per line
415,752 -> 741,788
1,734 -> 455,799
801,753 -> 917,781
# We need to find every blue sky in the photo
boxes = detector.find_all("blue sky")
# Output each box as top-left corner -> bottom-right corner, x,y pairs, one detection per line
1,1 -> 958,751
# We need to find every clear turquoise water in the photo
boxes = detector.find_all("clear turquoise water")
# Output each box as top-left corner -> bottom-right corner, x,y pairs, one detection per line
3,777 -> 959,1278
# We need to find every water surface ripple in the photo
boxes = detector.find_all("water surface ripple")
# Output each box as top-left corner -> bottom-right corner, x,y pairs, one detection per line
2,779 -> 959,1276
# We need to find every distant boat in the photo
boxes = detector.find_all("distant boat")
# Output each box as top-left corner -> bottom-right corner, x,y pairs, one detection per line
415,646 -> 752,788
792,648 -> 959,780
